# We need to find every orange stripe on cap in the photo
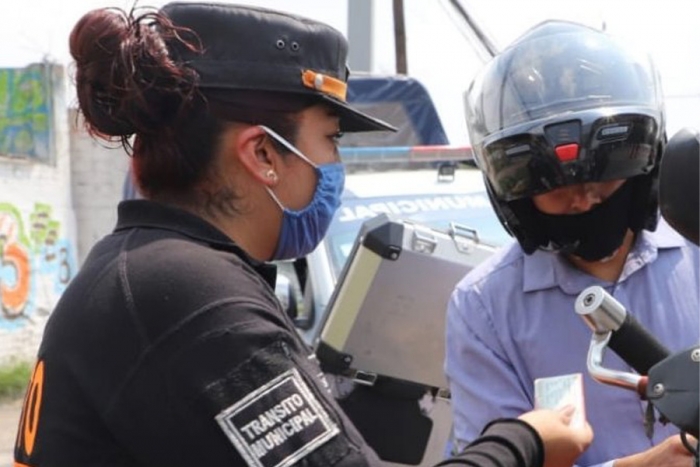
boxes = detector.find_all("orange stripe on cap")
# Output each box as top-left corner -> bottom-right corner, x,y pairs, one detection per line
301,70 -> 347,101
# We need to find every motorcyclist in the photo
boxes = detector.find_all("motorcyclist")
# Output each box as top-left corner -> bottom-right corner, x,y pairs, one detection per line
446,19 -> 699,467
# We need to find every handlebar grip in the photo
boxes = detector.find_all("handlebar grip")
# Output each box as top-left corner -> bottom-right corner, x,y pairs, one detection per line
608,312 -> 671,375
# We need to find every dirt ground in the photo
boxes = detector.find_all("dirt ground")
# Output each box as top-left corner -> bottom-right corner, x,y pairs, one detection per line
0,397 -> 22,467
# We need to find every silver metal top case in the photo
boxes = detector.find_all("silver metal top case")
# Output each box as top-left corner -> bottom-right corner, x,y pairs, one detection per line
317,213 -> 497,389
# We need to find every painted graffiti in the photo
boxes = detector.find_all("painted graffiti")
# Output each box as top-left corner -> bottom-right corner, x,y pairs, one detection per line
0,63 -> 53,161
0,203 -> 75,329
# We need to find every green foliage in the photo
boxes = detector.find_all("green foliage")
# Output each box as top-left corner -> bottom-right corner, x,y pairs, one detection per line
0,361 -> 31,402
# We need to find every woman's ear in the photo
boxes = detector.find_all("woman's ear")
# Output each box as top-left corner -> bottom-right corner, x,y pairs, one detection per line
236,125 -> 279,187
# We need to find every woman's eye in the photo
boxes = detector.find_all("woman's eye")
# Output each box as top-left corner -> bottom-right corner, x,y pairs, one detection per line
331,130 -> 344,142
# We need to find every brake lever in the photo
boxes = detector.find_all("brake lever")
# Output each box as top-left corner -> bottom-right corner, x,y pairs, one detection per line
582,329 -> 648,395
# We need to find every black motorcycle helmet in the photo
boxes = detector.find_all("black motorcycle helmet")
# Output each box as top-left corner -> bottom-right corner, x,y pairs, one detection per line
465,20 -> 665,254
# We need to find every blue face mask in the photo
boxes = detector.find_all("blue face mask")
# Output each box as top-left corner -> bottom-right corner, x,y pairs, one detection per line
260,125 -> 345,261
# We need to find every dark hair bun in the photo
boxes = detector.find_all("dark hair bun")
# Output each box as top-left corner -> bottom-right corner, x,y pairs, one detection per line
69,8 -> 200,138
70,9 -> 137,136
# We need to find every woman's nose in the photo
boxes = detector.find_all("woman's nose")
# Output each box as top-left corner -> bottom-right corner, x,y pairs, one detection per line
568,184 -> 602,213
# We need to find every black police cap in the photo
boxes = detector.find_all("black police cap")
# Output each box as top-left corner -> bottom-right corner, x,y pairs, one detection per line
161,2 -> 396,133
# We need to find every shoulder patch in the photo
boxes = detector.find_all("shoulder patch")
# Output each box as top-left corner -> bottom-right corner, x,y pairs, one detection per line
216,368 -> 340,467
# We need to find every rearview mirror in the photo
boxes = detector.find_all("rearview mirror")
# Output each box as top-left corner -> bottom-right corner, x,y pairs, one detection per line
274,261 -> 314,331
275,273 -> 298,320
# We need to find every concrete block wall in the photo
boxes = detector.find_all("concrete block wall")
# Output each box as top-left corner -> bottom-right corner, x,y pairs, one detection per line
69,110 -> 130,265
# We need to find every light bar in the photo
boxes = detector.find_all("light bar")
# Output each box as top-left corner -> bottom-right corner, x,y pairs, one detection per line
339,146 -> 474,165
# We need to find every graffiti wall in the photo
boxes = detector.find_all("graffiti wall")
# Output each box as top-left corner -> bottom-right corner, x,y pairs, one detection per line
0,203 -> 75,331
0,62 -> 77,365
0,63 -> 54,161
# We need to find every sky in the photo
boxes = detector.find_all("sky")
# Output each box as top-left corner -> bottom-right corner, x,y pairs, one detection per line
2,0 -> 700,145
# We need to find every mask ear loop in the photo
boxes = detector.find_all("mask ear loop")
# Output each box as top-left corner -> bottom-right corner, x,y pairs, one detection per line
265,186 -> 286,211
256,126 -> 290,212
259,125 -> 322,213
259,124 -> 318,168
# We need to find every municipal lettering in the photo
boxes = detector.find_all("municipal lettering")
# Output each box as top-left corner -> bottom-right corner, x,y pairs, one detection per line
337,195 -> 490,222
239,394 -> 305,440
249,408 -> 319,459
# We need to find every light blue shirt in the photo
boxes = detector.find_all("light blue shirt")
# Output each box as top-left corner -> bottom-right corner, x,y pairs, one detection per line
445,219 -> 699,467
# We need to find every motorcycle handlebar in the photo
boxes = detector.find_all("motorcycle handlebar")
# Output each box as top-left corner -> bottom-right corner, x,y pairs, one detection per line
608,312 -> 671,375
575,286 -> 670,376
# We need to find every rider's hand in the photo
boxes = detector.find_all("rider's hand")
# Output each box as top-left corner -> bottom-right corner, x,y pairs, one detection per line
518,405 -> 594,467
613,434 -> 696,467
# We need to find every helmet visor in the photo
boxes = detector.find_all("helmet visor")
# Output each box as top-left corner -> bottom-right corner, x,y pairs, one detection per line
481,110 -> 660,201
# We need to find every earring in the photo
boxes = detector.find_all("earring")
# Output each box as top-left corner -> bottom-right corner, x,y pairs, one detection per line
266,170 -> 278,182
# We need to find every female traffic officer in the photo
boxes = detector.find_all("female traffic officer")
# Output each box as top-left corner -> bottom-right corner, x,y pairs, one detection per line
14,3 -> 590,467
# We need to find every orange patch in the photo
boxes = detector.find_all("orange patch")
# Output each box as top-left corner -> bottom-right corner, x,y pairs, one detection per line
301,70 -> 347,101
16,360 -> 44,457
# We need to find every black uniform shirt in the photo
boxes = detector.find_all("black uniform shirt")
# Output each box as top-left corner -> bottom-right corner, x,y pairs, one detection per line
14,200 -> 380,467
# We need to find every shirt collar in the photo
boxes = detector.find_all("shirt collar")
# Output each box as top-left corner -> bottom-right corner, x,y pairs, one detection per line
114,200 -> 277,288
522,218 -> 688,294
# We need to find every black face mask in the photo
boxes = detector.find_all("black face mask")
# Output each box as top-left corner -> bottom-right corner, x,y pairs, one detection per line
534,181 -> 634,261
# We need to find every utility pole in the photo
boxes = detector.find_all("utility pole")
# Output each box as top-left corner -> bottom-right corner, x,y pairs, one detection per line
392,0 -> 408,74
